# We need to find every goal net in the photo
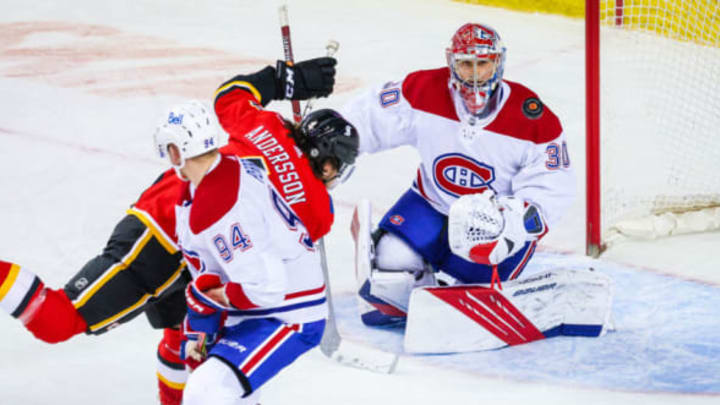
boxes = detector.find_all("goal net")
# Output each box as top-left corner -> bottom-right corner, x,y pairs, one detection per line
588,0 -> 720,251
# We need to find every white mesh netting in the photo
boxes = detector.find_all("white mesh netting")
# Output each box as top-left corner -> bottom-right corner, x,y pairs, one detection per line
598,0 -> 720,242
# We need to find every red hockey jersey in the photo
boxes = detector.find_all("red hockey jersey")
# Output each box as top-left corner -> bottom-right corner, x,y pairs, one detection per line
129,88 -> 333,248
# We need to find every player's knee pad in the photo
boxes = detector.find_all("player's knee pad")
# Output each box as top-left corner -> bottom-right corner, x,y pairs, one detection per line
184,357 -> 258,405
0,261 -> 86,343
157,328 -> 187,405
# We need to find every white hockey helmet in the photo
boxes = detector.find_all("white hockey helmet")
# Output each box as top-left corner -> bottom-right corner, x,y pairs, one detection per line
153,100 -> 222,170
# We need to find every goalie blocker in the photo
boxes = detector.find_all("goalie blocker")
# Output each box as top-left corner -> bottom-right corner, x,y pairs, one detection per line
404,268 -> 614,353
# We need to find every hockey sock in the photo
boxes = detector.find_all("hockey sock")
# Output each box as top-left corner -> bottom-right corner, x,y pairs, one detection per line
157,327 -> 188,405
0,260 -> 87,343
0,260 -> 45,322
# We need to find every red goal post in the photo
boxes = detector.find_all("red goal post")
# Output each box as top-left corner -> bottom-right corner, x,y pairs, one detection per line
586,0 -> 720,257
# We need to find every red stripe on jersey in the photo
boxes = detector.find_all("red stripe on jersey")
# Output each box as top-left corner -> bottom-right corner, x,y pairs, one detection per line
414,168 -> 435,203
189,155 -> 240,234
284,285 -> 325,300
402,68 -> 459,122
224,282 -> 259,310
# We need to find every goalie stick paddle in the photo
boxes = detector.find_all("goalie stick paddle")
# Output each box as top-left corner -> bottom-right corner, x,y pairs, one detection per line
276,1 -> 398,374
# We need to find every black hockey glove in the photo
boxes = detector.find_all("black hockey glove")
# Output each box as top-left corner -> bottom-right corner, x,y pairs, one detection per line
275,57 -> 337,101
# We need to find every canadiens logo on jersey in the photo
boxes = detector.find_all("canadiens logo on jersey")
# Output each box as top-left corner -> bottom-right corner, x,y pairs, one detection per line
433,153 -> 495,197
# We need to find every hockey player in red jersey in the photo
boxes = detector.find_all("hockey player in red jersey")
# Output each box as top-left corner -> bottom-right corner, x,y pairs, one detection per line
0,56 -> 358,404
342,23 -> 584,331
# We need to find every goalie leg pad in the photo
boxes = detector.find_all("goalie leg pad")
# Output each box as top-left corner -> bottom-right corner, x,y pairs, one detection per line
351,198 -> 377,319
352,199 -> 435,327
358,277 -> 408,326
353,199 -> 407,326
358,266 -> 437,327
404,268 -> 614,353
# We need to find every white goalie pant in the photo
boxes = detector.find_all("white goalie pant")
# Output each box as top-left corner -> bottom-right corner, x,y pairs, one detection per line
404,268 -> 615,353
184,357 -> 261,405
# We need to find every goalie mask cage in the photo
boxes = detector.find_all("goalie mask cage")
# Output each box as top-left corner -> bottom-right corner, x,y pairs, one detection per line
586,0 -> 720,256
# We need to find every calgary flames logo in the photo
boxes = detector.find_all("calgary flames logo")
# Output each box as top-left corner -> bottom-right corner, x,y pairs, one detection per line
432,153 -> 495,197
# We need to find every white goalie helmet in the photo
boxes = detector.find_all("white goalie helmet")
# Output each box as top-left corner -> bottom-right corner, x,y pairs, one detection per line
446,23 -> 507,118
153,100 -> 222,170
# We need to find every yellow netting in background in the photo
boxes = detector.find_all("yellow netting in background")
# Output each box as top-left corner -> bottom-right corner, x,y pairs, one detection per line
455,0 -> 720,46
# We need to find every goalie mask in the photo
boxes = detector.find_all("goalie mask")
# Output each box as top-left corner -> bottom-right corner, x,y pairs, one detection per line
297,109 -> 359,188
446,23 -> 506,118
153,100 -> 222,171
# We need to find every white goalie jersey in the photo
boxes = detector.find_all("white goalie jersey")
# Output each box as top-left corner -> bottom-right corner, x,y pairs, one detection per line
175,154 -> 327,326
342,67 -> 575,229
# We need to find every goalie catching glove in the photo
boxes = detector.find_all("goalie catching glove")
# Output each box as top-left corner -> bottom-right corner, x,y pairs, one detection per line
448,190 -> 546,265
275,57 -> 336,100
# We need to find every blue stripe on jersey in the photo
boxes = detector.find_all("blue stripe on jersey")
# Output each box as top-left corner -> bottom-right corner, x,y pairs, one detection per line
227,297 -> 326,316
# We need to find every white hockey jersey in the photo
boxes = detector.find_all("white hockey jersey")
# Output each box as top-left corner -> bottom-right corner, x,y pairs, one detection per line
175,154 -> 327,326
342,67 -> 575,229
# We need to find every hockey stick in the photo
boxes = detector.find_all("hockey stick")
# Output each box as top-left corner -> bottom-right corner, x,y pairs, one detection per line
277,2 -> 303,124
276,2 -> 399,374
302,39 -> 339,117
317,239 -> 399,374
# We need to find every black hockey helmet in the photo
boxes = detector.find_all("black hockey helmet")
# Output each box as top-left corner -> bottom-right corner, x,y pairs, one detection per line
297,109 -> 359,186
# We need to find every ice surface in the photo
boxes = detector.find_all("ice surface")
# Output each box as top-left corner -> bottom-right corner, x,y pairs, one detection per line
0,0 -> 718,404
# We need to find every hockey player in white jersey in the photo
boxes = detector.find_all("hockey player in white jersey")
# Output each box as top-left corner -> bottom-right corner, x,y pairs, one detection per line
153,100 -> 341,404
342,22 -> 595,336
